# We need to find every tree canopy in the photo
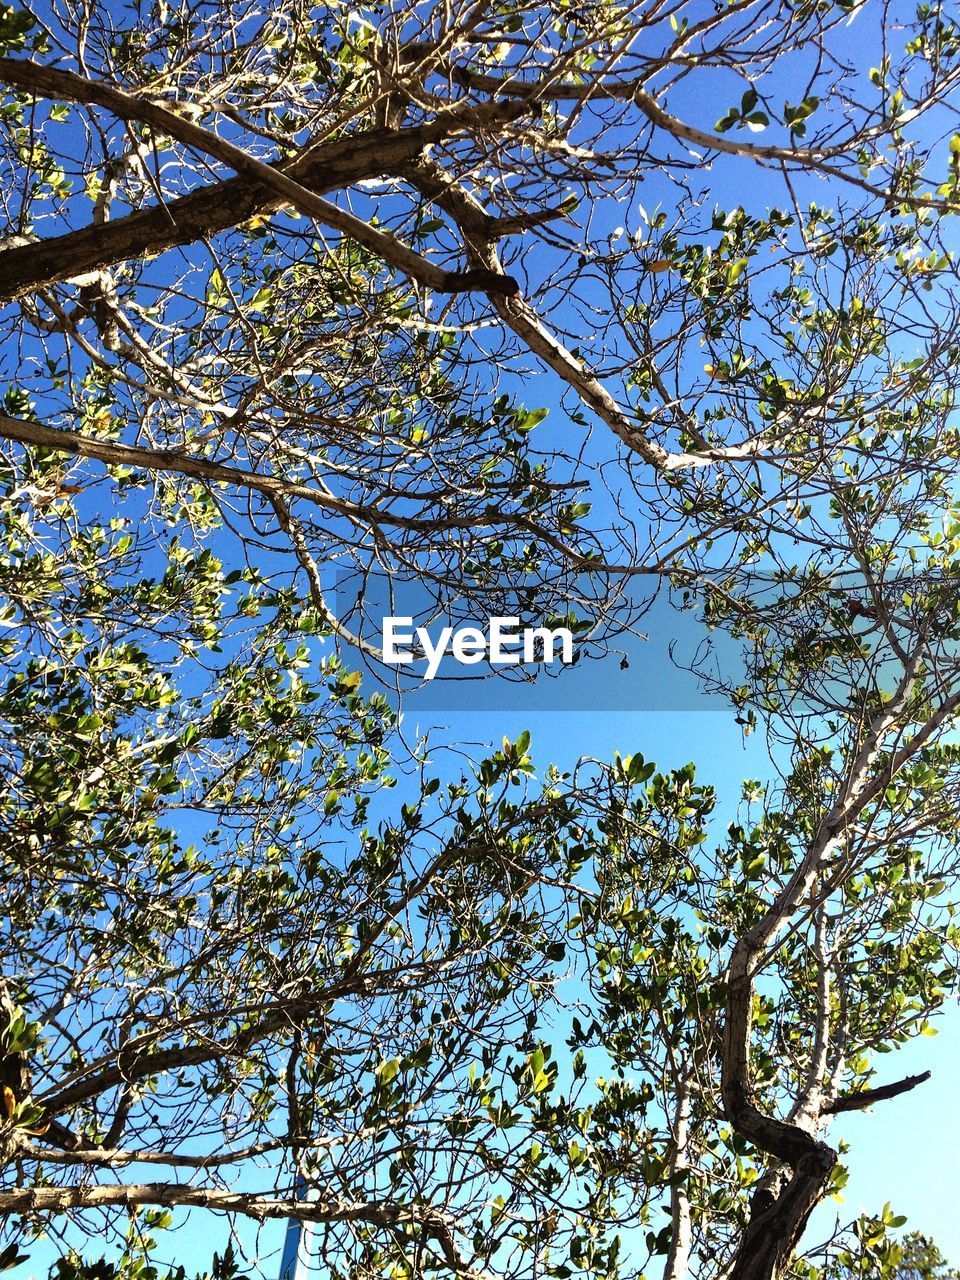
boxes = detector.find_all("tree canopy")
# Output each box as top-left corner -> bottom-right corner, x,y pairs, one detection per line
0,1 -> 959,1279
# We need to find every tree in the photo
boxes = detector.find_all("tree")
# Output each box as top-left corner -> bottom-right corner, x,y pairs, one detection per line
1,2 -> 960,1280
822,1228 -> 960,1279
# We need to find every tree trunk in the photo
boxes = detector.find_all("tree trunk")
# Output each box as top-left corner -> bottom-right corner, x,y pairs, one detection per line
728,1144 -> 837,1280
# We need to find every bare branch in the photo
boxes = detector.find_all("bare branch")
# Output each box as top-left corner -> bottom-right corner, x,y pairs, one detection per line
823,1070 -> 932,1115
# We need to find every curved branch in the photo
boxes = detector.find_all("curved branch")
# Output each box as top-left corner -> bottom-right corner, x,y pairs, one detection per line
719,655 -> 935,1278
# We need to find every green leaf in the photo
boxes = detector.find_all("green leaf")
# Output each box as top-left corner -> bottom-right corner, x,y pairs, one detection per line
375,1058 -> 400,1084
726,258 -> 748,284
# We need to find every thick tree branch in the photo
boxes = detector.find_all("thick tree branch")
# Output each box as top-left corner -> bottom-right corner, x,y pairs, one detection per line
0,63 -> 528,301
719,655 -> 933,1279
0,1180 -> 432,1227
0,1183 -> 498,1280
662,1065 -> 695,1280
823,1070 -> 931,1115
0,57 -> 520,296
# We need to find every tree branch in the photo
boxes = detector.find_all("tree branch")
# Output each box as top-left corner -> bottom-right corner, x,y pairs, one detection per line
823,1070 -> 931,1115
0,59 -> 528,301
404,157 -> 768,473
0,412 -> 520,534
0,1180 -> 424,1227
